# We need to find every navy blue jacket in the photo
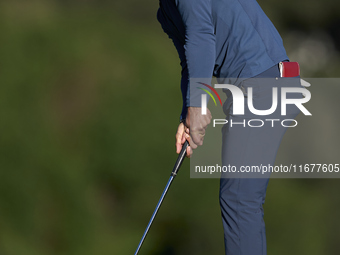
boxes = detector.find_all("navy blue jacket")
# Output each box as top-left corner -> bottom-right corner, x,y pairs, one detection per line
157,0 -> 288,119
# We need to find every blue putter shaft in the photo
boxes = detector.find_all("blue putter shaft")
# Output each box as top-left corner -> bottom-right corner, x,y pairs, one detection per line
134,140 -> 189,255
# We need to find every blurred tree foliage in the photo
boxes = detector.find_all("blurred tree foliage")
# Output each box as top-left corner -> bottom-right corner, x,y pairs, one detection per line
0,0 -> 339,255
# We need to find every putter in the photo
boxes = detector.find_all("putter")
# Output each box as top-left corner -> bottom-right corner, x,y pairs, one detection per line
134,140 -> 189,255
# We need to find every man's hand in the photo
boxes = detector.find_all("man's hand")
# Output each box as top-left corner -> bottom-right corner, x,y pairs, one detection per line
176,107 -> 212,157
176,122 -> 192,157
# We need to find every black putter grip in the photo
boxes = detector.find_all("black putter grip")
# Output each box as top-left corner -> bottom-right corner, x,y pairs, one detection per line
171,140 -> 189,177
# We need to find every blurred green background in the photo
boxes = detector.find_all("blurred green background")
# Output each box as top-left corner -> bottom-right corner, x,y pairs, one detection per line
0,0 -> 340,254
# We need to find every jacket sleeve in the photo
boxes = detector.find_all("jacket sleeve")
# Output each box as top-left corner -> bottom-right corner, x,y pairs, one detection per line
176,0 -> 216,108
